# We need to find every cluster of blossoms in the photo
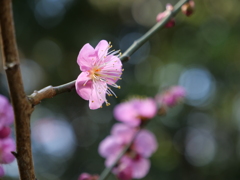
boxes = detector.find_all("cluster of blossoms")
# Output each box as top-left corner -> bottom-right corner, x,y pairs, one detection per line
99,123 -> 158,180
78,87 -> 186,179
0,95 -> 16,177
156,0 -> 195,28
98,97 -> 158,179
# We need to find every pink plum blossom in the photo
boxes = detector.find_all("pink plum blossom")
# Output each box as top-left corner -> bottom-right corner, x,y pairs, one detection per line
112,155 -> 150,180
78,173 -> 99,180
155,86 -> 186,107
114,98 -> 157,127
156,4 -> 175,28
181,0 -> 195,16
99,123 -> 158,179
0,94 -> 15,177
0,95 -> 14,129
75,40 -> 123,109
0,138 -> 16,164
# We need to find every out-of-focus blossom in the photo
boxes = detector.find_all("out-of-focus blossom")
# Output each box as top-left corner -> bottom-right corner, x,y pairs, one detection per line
0,138 -> 16,164
0,127 -> 11,139
0,94 -> 15,178
99,123 -> 158,179
78,173 -> 99,180
114,159 -> 132,180
181,0 -> 195,16
114,97 -> 157,127
0,95 -> 14,129
113,155 -> 150,180
155,86 -> 186,107
0,166 -> 4,177
75,40 -> 123,110
156,4 -> 175,28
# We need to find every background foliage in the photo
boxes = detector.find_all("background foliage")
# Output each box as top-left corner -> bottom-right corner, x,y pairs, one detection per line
1,0 -> 240,179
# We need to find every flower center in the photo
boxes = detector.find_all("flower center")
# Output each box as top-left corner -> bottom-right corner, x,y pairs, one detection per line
89,67 -> 101,80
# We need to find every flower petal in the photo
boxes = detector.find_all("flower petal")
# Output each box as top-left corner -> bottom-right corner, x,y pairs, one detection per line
77,43 -> 95,71
134,130 -> 158,157
105,152 -> 122,167
136,98 -> 157,119
0,138 -> 15,164
75,72 -> 92,100
78,173 -> 91,180
0,95 -> 14,128
89,81 -> 107,109
114,157 -> 133,180
98,136 -> 122,158
78,173 -> 99,180
102,55 -> 122,84
114,102 -> 140,127
131,157 -> 150,179
111,123 -> 136,144
0,126 -> 11,139
94,40 -> 109,60
116,166 -> 132,180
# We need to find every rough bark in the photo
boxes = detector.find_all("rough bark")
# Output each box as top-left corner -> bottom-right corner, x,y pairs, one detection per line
0,0 -> 36,179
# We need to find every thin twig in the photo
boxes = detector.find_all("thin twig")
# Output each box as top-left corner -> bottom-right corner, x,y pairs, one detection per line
0,1 -> 36,180
28,0 -> 190,106
28,80 -> 76,105
120,0 -> 190,62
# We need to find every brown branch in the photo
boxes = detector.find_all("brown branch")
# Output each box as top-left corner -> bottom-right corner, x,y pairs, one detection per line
0,1 -> 36,180
28,80 -> 76,105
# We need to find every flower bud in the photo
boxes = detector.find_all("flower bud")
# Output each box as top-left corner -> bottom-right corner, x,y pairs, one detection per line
78,173 -> 99,180
181,0 -> 195,16
156,4 -> 175,28
155,86 -> 186,108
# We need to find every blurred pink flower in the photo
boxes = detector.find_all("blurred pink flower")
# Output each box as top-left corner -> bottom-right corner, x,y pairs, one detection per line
0,138 -> 15,164
113,155 -> 150,180
181,0 -> 195,16
0,166 -> 4,177
78,173 -> 99,180
113,159 -> 132,180
75,40 -> 123,109
99,123 -> 158,179
156,4 -> 175,28
0,127 -> 11,139
114,98 -> 157,127
0,95 -> 14,129
155,86 -> 186,107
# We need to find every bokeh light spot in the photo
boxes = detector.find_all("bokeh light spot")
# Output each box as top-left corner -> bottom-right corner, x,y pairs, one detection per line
179,67 -> 216,107
132,0 -> 163,27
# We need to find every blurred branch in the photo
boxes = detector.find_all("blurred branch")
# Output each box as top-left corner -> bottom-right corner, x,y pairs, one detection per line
0,0 -> 36,180
28,0 -> 189,106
